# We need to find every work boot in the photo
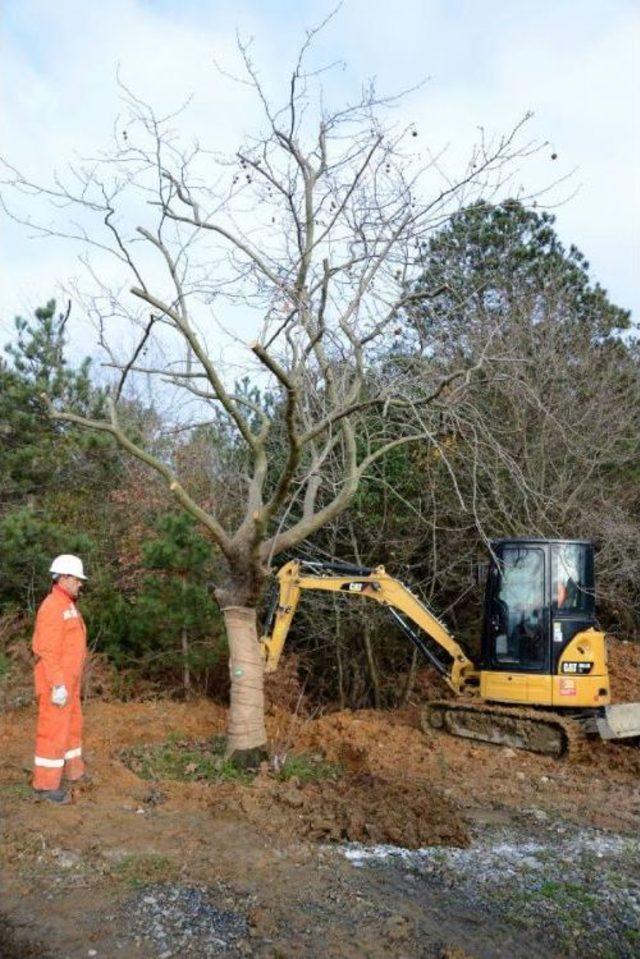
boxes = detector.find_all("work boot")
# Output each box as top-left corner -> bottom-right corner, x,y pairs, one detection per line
33,788 -> 71,805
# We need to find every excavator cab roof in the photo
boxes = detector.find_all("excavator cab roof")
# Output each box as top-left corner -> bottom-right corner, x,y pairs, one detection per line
490,537 -> 594,547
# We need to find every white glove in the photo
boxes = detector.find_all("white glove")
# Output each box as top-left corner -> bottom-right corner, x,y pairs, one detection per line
51,684 -> 68,707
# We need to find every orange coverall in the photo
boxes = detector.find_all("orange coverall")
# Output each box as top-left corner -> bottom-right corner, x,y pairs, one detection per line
32,584 -> 87,790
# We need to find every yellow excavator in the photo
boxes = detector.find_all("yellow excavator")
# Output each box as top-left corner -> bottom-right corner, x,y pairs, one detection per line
260,539 -> 640,758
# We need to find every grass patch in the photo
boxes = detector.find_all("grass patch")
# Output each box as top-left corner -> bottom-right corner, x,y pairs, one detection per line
0,782 -> 32,800
120,736 -> 252,785
120,737 -> 340,787
0,652 -> 11,681
113,853 -> 178,888
539,880 -> 597,909
273,752 -> 341,784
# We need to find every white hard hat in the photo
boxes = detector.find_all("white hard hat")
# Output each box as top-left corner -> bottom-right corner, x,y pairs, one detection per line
49,554 -> 87,580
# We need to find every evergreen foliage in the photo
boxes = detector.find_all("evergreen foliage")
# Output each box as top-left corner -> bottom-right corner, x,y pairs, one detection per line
126,514 -> 224,689
409,199 -> 631,351
0,301 -> 114,610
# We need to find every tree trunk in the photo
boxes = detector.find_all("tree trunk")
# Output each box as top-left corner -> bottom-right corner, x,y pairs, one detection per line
222,605 -> 268,767
180,574 -> 191,698
334,599 -> 346,710
362,620 -> 381,709
400,647 -> 418,706
181,625 -> 191,698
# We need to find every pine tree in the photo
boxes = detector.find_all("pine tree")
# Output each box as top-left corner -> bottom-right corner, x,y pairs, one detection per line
0,301 -> 112,609
130,514 -> 224,696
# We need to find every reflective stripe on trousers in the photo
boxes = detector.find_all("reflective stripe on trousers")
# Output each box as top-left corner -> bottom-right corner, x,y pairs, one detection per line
34,755 -> 65,768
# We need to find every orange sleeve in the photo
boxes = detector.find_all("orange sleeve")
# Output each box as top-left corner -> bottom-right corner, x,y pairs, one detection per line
32,598 -> 66,687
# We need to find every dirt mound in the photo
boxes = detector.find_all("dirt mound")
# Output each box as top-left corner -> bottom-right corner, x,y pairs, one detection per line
210,768 -> 468,850
411,666 -> 455,702
228,706 -> 470,849
270,772 -> 468,848
289,707 -> 432,774
4,690 -> 640,861
607,638 -> 640,703
3,693 -> 639,959
588,737 -> 640,777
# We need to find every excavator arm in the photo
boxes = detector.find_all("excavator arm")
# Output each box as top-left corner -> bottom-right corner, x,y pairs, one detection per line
259,559 -> 479,694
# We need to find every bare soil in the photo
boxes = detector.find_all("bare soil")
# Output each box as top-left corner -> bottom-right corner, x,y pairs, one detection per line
1,639 -> 639,958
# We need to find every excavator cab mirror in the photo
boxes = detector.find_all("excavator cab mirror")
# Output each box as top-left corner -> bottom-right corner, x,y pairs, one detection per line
473,562 -> 489,587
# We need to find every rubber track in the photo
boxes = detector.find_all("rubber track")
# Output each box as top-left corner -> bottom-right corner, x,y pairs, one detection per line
422,699 -> 591,761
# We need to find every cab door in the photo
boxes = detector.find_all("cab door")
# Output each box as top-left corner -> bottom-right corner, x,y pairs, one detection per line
481,544 -> 552,704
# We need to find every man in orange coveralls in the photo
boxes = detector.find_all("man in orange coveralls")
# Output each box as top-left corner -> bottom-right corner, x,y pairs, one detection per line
32,554 -> 88,804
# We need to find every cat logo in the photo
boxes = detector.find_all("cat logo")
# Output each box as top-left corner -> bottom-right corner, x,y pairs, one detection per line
341,582 -> 364,593
561,661 -> 593,675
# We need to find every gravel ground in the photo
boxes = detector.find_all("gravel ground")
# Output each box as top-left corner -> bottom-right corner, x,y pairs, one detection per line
103,815 -> 640,959
342,815 -> 640,959
116,883 -> 253,957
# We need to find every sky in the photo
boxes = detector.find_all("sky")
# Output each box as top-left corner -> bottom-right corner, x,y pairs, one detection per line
1,0 -> 639,366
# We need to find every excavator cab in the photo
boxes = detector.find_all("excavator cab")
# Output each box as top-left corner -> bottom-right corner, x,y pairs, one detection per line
482,539 -> 596,674
479,539 -> 606,708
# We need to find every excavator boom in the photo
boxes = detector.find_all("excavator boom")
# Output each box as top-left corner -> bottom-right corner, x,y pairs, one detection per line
260,559 -> 479,693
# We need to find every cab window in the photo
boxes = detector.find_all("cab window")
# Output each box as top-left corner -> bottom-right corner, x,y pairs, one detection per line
492,547 -> 545,669
551,544 -> 594,615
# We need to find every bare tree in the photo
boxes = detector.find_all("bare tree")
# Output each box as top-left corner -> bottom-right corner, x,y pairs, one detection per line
1,26 -> 540,761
